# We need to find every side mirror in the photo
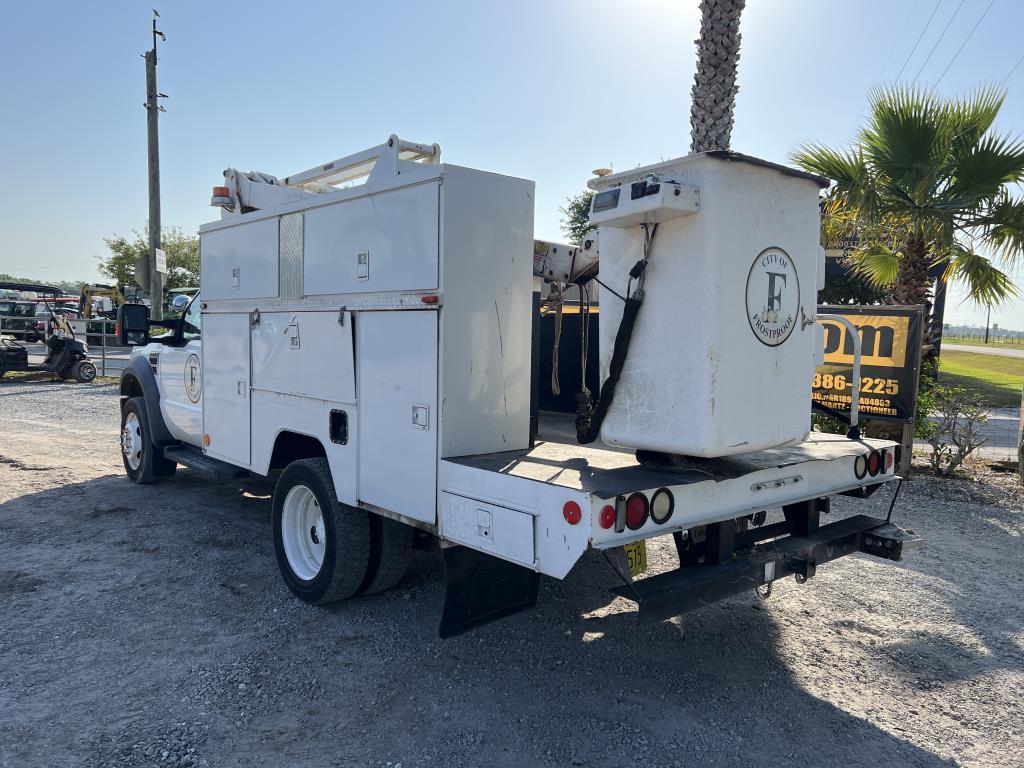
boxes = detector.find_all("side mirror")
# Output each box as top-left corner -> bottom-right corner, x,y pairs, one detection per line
116,303 -> 150,346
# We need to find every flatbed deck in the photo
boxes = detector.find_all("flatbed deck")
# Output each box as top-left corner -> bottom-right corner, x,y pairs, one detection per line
447,411 -> 892,498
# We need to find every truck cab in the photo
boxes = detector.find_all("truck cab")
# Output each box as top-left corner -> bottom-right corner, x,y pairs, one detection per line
145,293 -> 204,446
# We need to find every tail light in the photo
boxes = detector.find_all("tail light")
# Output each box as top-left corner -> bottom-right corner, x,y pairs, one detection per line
650,488 -> 674,524
867,450 -> 881,477
854,453 -> 868,480
599,505 -> 616,529
563,501 -> 582,525
625,493 -> 648,530
885,450 -> 894,471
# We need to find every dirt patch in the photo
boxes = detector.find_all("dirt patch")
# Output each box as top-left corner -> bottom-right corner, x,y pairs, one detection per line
0,570 -> 45,595
0,378 -> 1022,767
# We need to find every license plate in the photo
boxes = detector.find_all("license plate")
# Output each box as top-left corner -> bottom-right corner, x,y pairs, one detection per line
624,540 -> 647,577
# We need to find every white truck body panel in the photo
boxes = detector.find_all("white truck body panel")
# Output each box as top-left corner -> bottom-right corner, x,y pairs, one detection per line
201,313 -> 251,466
251,310 -> 356,404
191,160 -> 534,527
437,165 -> 533,458
304,181 -> 440,294
201,217 -> 280,301
357,310 -> 438,524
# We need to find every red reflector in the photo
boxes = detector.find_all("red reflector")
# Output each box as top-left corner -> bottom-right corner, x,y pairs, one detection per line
563,501 -> 582,525
867,450 -> 881,476
885,450 -> 894,470
421,295 -> 440,304
625,493 -> 648,530
599,505 -> 615,529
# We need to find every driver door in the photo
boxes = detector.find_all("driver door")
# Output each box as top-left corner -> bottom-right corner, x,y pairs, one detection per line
157,295 -> 204,444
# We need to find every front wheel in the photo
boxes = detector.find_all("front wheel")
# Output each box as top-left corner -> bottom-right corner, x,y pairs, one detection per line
273,458 -> 371,603
120,397 -> 176,483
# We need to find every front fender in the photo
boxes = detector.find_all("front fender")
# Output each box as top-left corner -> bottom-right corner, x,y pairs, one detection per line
120,355 -> 176,446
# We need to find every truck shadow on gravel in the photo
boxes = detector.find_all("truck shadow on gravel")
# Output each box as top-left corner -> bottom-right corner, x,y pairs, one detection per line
0,470 -> 997,767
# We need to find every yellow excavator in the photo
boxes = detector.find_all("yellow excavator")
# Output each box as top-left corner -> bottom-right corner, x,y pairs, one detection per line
79,284 -> 129,319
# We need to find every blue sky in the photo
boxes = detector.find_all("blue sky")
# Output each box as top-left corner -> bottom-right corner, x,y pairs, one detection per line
1,0 -> 1023,328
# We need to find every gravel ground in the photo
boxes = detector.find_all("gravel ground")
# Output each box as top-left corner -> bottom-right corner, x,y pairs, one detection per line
1,376 -> 1023,767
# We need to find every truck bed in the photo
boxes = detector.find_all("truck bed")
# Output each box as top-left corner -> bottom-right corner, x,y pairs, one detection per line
447,411 -> 890,498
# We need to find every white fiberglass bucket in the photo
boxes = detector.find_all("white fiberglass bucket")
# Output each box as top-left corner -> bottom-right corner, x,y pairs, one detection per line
590,152 -> 827,458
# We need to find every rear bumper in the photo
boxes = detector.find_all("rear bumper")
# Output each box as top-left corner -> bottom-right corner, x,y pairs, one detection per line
612,513 -> 922,625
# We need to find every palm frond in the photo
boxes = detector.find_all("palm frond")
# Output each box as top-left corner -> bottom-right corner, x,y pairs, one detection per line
945,85 -> 1006,160
944,247 -> 1019,306
972,191 -> 1024,265
861,86 -> 953,200
792,145 -> 878,215
942,132 -> 1024,207
846,242 -> 903,287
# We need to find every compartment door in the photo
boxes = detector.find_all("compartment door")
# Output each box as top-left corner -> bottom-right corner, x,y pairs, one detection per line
202,313 -> 251,467
358,311 -> 438,523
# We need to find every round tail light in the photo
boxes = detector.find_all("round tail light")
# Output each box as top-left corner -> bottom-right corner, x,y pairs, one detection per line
625,493 -> 648,530
650,488 -> 674,524
867,450 -> 881,477
854,453 -> 868,480
884,450 -> 894,470
599,505 -> 616,529
563,501 -> 582,525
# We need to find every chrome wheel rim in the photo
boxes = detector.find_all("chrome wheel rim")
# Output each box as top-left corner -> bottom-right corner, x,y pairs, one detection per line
281,484 -> 325,581
122,412 -> 143,471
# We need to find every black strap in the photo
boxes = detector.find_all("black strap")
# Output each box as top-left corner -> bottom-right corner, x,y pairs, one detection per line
576,296 -> 643,444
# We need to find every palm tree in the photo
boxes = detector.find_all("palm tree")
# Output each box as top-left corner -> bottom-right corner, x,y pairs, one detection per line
793,86 -> 1024,312
690,0 -> 746,153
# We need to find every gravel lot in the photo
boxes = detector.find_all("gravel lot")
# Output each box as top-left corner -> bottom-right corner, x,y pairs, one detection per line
1,376 -> 1023,767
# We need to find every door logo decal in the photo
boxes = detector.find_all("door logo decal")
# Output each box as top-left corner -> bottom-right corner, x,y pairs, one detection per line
745,247 -> 800,347
185,353 -> 202,403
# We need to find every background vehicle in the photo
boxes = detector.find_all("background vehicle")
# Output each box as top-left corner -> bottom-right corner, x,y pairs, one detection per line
117,136 -> 917,637
0,290 -> 97,382
0,299 -> 44,342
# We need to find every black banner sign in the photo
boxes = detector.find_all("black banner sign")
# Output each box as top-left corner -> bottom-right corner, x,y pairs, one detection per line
813,305 -> 924,423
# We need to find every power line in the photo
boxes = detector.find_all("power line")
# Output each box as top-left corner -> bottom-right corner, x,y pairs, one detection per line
893,0 -> 944,82
1003,52 -> 1024,85
912,0 -> 966,82
935,0 -> 997,87
876,0 -> 921,82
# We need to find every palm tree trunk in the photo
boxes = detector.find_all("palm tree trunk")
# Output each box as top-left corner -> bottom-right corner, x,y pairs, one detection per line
887,238 -> 932,307
690,0 -> 746,153
869,237 -> 933,469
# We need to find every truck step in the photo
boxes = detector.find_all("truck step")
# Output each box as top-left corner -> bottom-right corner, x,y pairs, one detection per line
163,444 -> 249,481
613,514 -> 921,625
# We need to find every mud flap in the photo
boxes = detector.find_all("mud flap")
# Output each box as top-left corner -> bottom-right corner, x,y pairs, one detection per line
438,545 -> 540,639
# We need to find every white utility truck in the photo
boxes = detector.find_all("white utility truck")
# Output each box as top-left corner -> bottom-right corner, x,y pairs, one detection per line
117,135 -> 918,636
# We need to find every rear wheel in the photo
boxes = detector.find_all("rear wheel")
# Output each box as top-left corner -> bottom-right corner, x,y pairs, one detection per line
120,397 -> 176,483
360,514 -> 412,595
273,458 -> 371,603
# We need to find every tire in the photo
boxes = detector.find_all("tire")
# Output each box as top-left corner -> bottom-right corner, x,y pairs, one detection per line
272,458 -> 371,604
120,397 -> 177,483
360,514 -> 412,595
72,360 -> 97,383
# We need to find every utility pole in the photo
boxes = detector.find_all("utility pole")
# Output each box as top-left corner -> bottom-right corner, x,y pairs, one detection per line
143,10 -> 167,319
984,304 -> 991,344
